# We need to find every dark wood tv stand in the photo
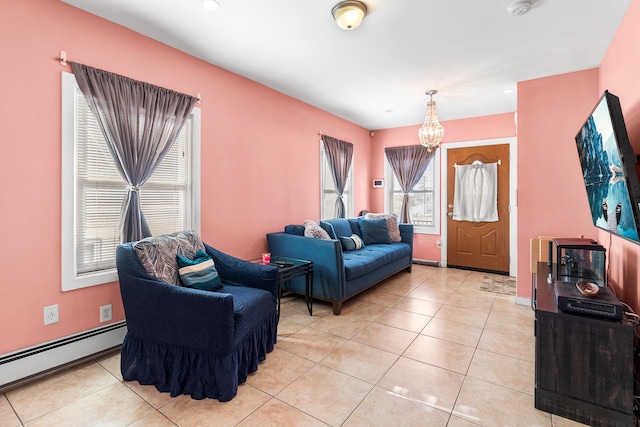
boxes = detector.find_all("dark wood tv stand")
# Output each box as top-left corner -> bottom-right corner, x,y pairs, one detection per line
534,263 -> 633,427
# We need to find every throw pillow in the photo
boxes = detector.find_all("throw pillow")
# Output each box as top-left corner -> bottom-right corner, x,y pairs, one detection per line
358,217 -> 392,244
365,212 -> 402,242
340,234 -> 364,251
303,220 -> 331,239
176,249 -> 223,291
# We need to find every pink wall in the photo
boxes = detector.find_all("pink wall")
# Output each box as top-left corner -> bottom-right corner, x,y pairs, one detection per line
0,0 -> 371,355
597,0 -> 640,311
370,114 -> 516,261
516,69 -> 601,298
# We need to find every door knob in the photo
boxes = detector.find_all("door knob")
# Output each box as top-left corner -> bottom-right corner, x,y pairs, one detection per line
448,212 -> 453,217
448,204 -> 453,209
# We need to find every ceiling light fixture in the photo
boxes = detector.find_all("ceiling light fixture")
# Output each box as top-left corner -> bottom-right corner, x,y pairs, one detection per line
508,0 -> 532,16
332,1 -> 367,30
202,0 -> 221,11
418,90 -> 444,151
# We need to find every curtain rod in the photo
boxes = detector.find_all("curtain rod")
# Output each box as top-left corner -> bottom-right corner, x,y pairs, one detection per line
54,51 -> 201,103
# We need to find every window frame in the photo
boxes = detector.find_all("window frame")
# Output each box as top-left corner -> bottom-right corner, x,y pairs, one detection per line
61,72 -> 201,291
320,140 -> 354,220
383,149 -> 440,234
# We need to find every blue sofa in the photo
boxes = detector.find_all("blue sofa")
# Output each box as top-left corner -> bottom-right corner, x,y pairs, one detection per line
116,230 -> 278,401
267,217 -> 413,315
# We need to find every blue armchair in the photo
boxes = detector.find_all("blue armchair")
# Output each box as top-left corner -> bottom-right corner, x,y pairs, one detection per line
115,231 -> 278,401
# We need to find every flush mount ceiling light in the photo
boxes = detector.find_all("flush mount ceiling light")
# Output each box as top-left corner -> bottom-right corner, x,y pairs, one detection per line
332,1 -> 367,30
202,0 -> 221,11
508,0 -> 532,16
418,90 -> 444,151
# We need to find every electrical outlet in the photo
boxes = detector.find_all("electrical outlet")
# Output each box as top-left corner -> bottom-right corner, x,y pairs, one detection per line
100,304 -> 112,323
44,304 -> 59,325
436,240 -> 442,248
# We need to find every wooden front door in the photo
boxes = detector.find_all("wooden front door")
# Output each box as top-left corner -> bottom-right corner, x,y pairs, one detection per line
446,144 -> 510,274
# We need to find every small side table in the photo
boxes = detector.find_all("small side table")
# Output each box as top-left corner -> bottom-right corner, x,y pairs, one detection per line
252,256 -> 314,316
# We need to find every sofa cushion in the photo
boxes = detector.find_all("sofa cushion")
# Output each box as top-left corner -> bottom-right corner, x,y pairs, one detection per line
323,218 -> 353,239
359,218 -> 392,244
303,220 -> 330,239
319,221 -> 336,239
284,224 -> 305,236
348,217 -> 363,237
343,243 -> 411,281
176,249 -> 223,291
133,230 -> 205,285
365,212 -> 402,242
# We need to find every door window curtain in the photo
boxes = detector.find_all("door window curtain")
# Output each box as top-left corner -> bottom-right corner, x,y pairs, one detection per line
71,62 -> 197,243
322,135 -> 354,218
384,145 -> 435,223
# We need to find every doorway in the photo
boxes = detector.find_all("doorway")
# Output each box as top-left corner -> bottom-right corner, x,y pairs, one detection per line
440,138 -> 517,276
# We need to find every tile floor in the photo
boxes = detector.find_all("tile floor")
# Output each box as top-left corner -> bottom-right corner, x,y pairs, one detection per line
0,265 -> 587,426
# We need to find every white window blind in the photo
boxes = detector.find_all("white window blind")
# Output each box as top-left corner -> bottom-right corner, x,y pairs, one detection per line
62,72 -> 200,291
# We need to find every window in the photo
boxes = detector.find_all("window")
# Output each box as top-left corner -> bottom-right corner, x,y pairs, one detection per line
384,150 -> 440,234
320,142 -> 354,220
61,72 -> 201,291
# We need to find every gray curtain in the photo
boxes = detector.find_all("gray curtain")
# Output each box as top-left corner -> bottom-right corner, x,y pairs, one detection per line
322,135 -> 354,218
384,145 -> 435,223
71,62 -> 197,243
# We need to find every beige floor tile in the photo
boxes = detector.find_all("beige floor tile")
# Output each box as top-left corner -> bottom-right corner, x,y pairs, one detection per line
378,357 -> 465,413
125,380 -> 180,409
478,329 -> 535,362
352,322 -> 418,354
7,362 -> 120,422
338,299 -> 389,320
128,410 -> 178,427
276,327 -> 347,363
276,318 -> 307,338
343,386 -> 450,427
246,348 -> 315,395
159,384 -> 269,427
24,383 -> 153,427
355,288 -> 405,307
491,298 -> 535,323
453,377 -> 551,427
237,399 -> 328,427
421,317 -> 483,347
374,279 -> 422,297
97,351 -> 122,380
279,299 -> 331,326
407,285 -> 453,303
321,340 -> 399,384
393,297 -> 442,316
306,311 -> 372,339
447,415 -> 484,427
0,394 -> 20,427
276,365 -> 373,427
404,335 -> 476,375
434,304 -> 489,328
485,311 -> 534,337
374,307 -> 431,333
445,292 -> 495,313
467,349 -> 534,395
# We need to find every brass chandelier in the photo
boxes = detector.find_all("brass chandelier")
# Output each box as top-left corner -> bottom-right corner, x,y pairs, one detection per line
418,90 -> 444,151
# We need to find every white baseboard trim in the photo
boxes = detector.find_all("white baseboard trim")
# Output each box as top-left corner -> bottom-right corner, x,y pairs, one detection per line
515,296 -> 532,307
0,321 -> 127,388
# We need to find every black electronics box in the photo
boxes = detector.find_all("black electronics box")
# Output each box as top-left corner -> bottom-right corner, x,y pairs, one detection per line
554,281 -> 624,321
552,238 -> 606,287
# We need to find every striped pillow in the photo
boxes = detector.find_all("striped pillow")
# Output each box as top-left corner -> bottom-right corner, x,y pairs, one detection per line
176,250 -> 222,291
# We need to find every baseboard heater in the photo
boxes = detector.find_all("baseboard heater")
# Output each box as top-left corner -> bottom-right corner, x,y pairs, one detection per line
0,321 -> 127,389
412,258 -> 440,267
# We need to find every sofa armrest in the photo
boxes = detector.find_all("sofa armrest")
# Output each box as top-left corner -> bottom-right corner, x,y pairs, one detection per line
203,243 -> 279,300
266,232 -> 346,300
116,244 -> 235,354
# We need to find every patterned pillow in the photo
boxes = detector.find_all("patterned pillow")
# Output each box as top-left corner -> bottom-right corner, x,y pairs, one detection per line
303,220 -> 331,239
365,212 -> 402,242
176,250 -> 222,291
133,230 -> 205,285
350,234 -> 365,250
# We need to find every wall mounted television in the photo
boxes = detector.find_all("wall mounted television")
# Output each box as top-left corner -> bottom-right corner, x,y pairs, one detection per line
575,90 -> 640,244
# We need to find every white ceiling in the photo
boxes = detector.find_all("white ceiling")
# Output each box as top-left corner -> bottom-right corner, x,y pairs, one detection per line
61,0 -> 631,131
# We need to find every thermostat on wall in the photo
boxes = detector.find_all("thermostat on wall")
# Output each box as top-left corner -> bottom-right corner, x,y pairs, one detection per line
373,179 -> 384,188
